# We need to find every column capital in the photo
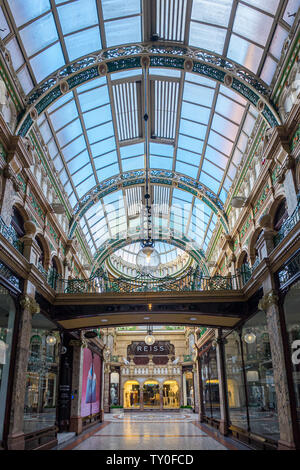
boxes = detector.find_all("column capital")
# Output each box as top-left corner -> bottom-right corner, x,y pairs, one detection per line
19,294 -> 40,315
258,290 -> 279,312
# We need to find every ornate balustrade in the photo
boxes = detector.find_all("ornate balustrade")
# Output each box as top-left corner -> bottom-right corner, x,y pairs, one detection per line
0,216 -> 23,254
121,365 -> 181,376
274,200 -> 300,247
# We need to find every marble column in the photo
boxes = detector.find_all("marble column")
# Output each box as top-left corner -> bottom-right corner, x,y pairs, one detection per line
139,385 -> 144,411
215,329 -> 230,436
69,341 -> 84,434
6,294 -> 40,450
259,289 -> 300,449
197,358 -> 205,423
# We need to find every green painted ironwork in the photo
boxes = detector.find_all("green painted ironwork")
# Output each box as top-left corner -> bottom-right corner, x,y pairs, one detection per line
274,199 -> 300,247
0,216 -> 24,254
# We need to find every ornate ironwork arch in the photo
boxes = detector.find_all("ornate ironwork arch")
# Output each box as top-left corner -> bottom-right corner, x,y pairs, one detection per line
91,231 -> 210,276
68,169 -> 229,239
17,42 -> 281,137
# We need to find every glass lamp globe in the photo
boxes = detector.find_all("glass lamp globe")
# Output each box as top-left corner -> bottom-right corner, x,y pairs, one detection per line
46,334 -> 57,346
137,246 -> 160,273
145,334 -> 155,346
244,332 -> 256,344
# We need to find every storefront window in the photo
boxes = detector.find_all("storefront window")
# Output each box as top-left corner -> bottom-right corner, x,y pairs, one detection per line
200,345 -> 220,419
283,281 -> 300,427
23,314 -> 60,434
0,289 -> 16,442
124,381 -> 140,408
163,380 -> 179,408
143,380 -> 160,408
225,311 -> 280,441
183,371 -> 194,407
242,311 -> 279,440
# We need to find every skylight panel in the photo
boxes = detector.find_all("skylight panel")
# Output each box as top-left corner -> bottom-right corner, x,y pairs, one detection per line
56,119 -> 83,147
269,25 -> 289,59
181,102 -> 211,125
83,104 -> 112,129
153,79 -> 179,140
212,115 -> 239,141
205,146 -> 229,169
16,67 -> 33,94
191,0 -> 233,28
183,82 -> 215,107
97,163 -> 120,181
176,161 -> 198,177
101,0 -> 141,20
19,13 -> 58,57
199,173 -> 220,194
202,159 -> 224,182
243,0 -> 280,15
179,119 -> 207,141
282,0 -> 300,25
63,135 -> 86,161
49,99 -> 78,131
189,22 -> 227,55
0,7 -> 11,39
260,56 -> 278,85
64,27 -> 102,61
67,151 -> 90,174
156,0 -> 187,42
178,134 -> 204,155
208,130 -> 234,155
76,175 -> 96,198
8,0 -> 51,27
78,86 -> 109,112
176,147 -> 201,167
57,0 -> 98,34
5,37 -> 24,71
215,95 -> 245,124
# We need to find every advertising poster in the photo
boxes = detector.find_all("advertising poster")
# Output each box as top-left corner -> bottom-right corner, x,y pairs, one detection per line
81,348 -> 101,417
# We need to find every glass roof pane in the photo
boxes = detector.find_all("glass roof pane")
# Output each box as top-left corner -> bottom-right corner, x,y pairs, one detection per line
19,13 -> 58,57
57,0 -> 99,35
87,122 -> 114,144
78,86 -> 109,112
64,27 -> 102,61
56,119 -> 83,147
83,104 -> 112,128
97,163 -> 120,181
189,22 -> 227,54
104,16 -> 141,47
260,56 -> 278,85
233,3 -> 273,46
30,42 -> 65,82
212,114 -> 239,141
5,37 -> 24,71
50,99 -> 78,131
67,151 -> 90,174
179,119 -> 207,140
215,94 -> 245,123
191,0 -> 233,27
208,130 -> 233,155
178,134 -> 204,155
183,82 -> 215,107
181,102 -> 211,125
101,0 -> 141,20
269,25 -> 289,59
8,0 -> 50,27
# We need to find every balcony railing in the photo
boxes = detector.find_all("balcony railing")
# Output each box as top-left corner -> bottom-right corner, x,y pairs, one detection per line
0,216 -> 23,254
274,200 -> 300,247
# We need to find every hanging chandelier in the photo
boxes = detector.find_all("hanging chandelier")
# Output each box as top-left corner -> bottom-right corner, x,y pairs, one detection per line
137,65 -> 160,274
144,325 -> 155,346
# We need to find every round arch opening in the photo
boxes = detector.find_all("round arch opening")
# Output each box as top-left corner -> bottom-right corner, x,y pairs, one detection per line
143,380 -> 160,409
123,380 -> 140,409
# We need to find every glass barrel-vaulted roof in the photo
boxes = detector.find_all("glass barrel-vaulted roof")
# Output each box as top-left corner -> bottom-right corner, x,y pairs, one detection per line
0,0 -> 298,265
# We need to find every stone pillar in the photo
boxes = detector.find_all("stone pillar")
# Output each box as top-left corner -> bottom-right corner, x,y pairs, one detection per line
0,166 -> 18,226
6,294 -> 40,450
182,371 -> 187,406
21,221 -> 40,266
193,365 -> 199,413
69,341 -> 84,435
215,329 -> 230,436
103,363 -> 110,413
259,289 -> 300,449
282,156 -> 298,215
197,357 -> 205,423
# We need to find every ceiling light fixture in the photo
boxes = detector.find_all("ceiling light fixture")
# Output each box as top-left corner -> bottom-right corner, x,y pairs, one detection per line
137,65 -> 160,274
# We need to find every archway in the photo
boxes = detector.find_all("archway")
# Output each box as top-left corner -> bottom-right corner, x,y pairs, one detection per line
123,380 -> 140,409
143,380 -> 160,409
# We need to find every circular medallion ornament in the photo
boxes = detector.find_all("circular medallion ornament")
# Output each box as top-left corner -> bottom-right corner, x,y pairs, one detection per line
98,63 -> 108,76
224,74 -> 233,87
60,80 -> 69,94
29,107 -> 38,121
184,59 -> 193,72
257,99 -> 265,112
141,55 -> 150,68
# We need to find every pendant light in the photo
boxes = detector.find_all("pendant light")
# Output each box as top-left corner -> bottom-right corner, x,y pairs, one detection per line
137,64 -> 160,274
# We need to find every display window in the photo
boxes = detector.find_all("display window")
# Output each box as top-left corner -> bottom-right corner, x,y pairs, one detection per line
123,380 -> 140,408
0,289 -> 16,442
200,345 -> 221,419
110,372 -> 119,406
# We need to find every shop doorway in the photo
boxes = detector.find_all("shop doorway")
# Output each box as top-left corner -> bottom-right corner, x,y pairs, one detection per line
163,380 -> 180,408
143,380 -> 160,408
124,380 -> 140,409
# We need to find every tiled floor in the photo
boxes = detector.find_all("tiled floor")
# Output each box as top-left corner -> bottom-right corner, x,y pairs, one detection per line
68,412 -> 249,451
